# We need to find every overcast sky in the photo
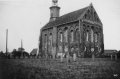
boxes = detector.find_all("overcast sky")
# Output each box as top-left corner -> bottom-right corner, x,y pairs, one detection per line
0,0 -> 120,53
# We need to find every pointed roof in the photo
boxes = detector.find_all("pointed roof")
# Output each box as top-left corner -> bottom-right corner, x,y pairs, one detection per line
30,48 -> 38,55
42,6 -> 89,30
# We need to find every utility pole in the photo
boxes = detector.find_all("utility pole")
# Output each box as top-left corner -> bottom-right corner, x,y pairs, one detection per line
21,39 -> 23,49
6,29 -> 8,56
21,39 -> 23,58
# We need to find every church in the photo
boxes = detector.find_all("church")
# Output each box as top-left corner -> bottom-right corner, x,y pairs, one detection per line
39,0 -> 104,58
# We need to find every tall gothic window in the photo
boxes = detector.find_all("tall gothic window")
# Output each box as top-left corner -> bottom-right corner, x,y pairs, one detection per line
58,30 -> 63,43
86,30 -> 89,42
95,33 -> 97,42
75,29 -> 79,42
49,33 -> 52,47
58,31 -> 63,53
91,29 -> 94,43
48,33 -> 52,52
98,33 -> 101,43
70,30 -> 74,43
87,10 -> 90,19
64,28 -> 68,42
60,32 -> 63,42
44,34 -> 47,49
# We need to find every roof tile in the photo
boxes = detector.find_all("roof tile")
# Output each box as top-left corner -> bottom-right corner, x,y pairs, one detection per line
42,6 -> 88,30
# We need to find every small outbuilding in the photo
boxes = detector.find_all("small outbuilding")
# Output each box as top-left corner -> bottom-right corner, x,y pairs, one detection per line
104,50 -> 118,60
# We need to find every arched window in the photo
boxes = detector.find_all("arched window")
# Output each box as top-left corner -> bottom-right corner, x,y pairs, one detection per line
64,27 -> 68,42
91,29 -> 94,43
87,10 -> 90,19
70,30 -> 74,43
75,29 -> 79,42
95,33 -> 97,42
60,32 -> 63,42
86,30 -> 89,42
49,33 -> 52,47
44,34 -> 47,49
48,33 -> 52,52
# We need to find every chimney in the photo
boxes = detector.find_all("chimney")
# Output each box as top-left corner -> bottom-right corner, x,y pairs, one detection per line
50,0 -> 60,22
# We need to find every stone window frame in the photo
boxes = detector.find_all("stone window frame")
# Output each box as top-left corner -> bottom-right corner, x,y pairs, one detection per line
87,9 -> 91,20
74,27 -> 79,43
90,26 -> 94,43
94,32 -> 98,43
69,26 -> 75,43
57,28 -> 63,53
86,30 -> 89,42
44,34 -> 47,49
83,24 -> 87,42
63,27 -> 68,43
58,28 -> 63,43
48,33 -> 53,52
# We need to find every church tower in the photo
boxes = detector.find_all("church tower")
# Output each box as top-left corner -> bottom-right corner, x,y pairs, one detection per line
50,0 -> 60,22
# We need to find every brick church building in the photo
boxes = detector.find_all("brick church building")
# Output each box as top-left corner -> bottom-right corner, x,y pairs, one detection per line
39,0 -> 104,58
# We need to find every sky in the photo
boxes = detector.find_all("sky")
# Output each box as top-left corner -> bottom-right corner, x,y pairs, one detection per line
0,0 -> 120,53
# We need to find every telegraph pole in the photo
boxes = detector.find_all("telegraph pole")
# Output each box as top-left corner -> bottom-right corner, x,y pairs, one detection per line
21,39 -> 23,49
6,29 -> 8,56
21,39 -> 23,58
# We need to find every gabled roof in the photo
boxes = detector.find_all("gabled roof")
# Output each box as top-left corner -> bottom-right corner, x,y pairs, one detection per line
30,48 -> 38,55
104,50 -> 118,55
104,50 -> 117,53
42,6 -> 89,30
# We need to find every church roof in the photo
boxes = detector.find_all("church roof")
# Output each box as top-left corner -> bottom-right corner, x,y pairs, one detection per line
42,6 -> 89,30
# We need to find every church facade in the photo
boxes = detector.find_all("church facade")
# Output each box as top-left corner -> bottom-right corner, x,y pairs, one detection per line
39,0 -> 104,58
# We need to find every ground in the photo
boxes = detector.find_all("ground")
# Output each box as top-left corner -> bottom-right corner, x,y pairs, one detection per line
0,58 -> 120,79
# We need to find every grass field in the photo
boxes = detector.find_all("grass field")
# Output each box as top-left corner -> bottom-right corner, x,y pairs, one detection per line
0,58 -> 120,79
